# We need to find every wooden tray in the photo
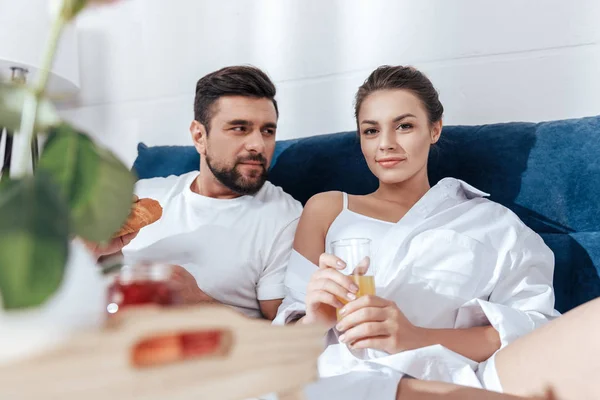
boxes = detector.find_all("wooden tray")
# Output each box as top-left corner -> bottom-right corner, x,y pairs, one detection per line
0,305 -> 325,400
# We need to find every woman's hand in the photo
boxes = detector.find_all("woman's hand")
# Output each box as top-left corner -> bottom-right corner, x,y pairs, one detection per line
303,253 -> 359,329
335,295 -> 423,354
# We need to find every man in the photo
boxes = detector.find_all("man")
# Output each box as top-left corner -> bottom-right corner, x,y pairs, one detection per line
92,66 -> 302,320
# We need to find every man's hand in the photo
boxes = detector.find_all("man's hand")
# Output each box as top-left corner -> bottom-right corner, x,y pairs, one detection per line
83,195 -> 141,261
169,265 -> 215,305
84,231 -> 138,261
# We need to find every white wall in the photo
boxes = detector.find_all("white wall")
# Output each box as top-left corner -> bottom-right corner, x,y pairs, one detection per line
55,0 -> 600,167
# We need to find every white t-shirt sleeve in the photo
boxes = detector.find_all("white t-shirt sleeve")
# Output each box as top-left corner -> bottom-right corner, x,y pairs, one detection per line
256,218 -> 299,301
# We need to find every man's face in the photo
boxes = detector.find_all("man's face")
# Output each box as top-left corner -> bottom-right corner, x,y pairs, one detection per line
193,96 -> 278,195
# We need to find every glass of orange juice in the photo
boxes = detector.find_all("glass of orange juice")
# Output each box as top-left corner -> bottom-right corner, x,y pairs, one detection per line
330,238 -> 375,320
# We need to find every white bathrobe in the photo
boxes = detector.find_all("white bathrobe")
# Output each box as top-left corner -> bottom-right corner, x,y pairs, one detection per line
274,178 -> 559,399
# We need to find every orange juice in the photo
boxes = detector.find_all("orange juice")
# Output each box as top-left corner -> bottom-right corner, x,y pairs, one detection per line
336,275 -> 375,320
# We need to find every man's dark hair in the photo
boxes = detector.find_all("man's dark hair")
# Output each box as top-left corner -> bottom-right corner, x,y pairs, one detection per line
194,65 -> 278,132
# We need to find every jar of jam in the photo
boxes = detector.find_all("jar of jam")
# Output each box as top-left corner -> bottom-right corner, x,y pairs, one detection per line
106,263 -> 228,367
106,263 -> 181,315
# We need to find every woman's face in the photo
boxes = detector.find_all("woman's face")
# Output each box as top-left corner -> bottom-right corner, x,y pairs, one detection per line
357,89 -> 441,186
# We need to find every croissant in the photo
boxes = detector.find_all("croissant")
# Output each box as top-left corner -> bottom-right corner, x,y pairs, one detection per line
113,198 -> 163,238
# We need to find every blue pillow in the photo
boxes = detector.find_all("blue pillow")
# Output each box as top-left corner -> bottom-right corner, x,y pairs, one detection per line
133,143 -> 199,179
542,232 -> 600,312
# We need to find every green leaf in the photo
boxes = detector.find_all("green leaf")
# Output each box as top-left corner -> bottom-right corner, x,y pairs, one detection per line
39,123 -> 136,243
0,174 -> 69,310
61,0 -> 89,20
0,83 -> 61,133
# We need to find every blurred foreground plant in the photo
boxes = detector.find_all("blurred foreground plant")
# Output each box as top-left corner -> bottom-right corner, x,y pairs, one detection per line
0,0 -> 135,310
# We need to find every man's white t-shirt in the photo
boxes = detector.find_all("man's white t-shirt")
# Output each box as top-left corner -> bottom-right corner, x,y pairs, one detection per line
122,171 -> 302,318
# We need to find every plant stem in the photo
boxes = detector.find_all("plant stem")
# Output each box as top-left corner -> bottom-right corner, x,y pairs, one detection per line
11,7 -> 67,179
35,16 -> 68,97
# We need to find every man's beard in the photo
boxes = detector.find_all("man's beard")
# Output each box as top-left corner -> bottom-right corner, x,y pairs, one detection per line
205,153 -> 268,195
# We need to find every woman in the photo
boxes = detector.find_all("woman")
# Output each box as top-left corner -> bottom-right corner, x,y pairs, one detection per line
275,65 -> 599,400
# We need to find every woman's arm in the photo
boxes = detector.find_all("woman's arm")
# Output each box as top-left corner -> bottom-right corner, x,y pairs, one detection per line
426,229 -> 557,362
272,192 -> 344,325
455,230 -> 559,346
417,325 -> 501,362
336,294 -> 501,362
338,228 -> 557,362
293,191 -> 342,264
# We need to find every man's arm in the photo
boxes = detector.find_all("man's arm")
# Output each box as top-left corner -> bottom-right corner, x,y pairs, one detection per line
256,218 -> 300,320
172,268 -> 281,315
259,299 -> 283,320
169,265 -> 217,304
